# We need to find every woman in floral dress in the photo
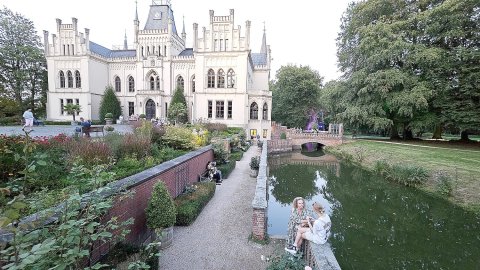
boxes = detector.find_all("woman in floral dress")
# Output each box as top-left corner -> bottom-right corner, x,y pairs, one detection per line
286,197 -> 312,246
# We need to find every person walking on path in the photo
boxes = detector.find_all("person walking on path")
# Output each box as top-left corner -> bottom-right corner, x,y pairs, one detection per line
22,108 -> 34,131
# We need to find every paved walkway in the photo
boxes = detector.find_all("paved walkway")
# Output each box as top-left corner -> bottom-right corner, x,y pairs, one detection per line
0,124 -> 133,137
159,146 -> 283,270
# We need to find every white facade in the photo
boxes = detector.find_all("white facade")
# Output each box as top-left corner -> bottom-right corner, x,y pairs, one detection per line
44,2 -> 272,139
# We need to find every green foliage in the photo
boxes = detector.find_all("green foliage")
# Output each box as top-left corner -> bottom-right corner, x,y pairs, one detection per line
212,141 -> 228,164
66,138 -> 112,166
63,103 -> 82,122
217,161 -> 236,179
162,126 -> 195,150
0,7 -> 47,116
118,134 -> 151,159
169,86 -> 188,123
272,65 -> 323,128
175,182 -> 215,226
100,242 -> 159,270
332,0 -> 480,138
105,112 -> 113,119
139,114 -> 146,119
280,133 -> 287,140
205,123 -> 228,133
250,156 -> 260,170
0,97 -> 21,118
99,86 -> 122,123
434,171 -> 453,197
230,151 -> 244,161
151,145 -> 186,163
146,181 -> 176,230
266,253 -> 305,270
374,160 -> 429,187
248,233 -> 270,245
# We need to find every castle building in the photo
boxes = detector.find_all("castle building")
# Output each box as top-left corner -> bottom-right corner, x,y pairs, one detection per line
43,0 -> 272,139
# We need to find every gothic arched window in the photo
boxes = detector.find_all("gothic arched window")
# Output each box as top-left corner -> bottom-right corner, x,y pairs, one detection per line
150,76 -> 155,90
59,71 -> 65,88
227,69 -> 235,88
177,76 -> 184,89
114,76 -> 121,92
250,102 -> 258,120
191,75 -> 196,93
156,76 -> 160,90
207,69 -> 215,88
217,69 -> 225,88
128,76 -> 135,92
67,70 -> 73,88
263,103 -> 268,120
75,70 -> 81,88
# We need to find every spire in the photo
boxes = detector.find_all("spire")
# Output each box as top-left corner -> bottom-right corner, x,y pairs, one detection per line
260,22 -> 267,54
123,30 -> 128,50
181,15 -> 186,41
135,0 -> 139,22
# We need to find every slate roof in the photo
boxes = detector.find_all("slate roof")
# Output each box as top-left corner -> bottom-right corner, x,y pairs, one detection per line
251,53 -> 267,66
179,48 -> 193,56
144,5 -> 178,35
89,41 -> 136,58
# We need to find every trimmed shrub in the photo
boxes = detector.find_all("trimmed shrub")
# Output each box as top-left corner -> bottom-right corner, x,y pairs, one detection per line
205,123 -> 228,132
230,151 -> 244,161
434,171 -> 453,196
146,181 -> 176,230
217,160 -> 236,179
175,182 -> 216,226
280,132 -> 287,139
99,86 -> 122,123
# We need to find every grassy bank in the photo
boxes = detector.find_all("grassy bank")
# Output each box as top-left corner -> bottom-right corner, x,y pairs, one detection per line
326,139 -> 480,212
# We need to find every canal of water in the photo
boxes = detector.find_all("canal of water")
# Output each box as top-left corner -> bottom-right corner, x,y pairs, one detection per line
267,150 -> 480,269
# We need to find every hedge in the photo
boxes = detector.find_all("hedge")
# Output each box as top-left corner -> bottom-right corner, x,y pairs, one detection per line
175,182 -> 216,226
230,151 -> 244,161
217,160 -> 236,179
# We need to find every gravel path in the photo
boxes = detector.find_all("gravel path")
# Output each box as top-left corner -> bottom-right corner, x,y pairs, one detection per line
158,146 -> 283,270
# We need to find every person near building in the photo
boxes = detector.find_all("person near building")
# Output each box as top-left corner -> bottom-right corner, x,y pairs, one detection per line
22,108 -> 34,131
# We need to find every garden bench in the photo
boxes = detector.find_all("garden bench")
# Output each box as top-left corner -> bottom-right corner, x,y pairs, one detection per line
81,125 -> 104,137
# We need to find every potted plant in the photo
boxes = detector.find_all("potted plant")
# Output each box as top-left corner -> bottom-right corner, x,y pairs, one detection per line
105,125 -> 115,133
63,103 -> 82,125
104,113 -> 113,125
146,181 -> 176,249
249,156 -> 260,178
139,114 -> 146,120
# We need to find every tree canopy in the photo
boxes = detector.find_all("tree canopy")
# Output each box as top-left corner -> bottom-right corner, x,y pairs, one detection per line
271,65 -> 323,129
327,0 -> 480,139
0,7 -> 47,118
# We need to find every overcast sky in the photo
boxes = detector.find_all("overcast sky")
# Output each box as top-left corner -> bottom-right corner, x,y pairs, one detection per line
2,0 -> 352,82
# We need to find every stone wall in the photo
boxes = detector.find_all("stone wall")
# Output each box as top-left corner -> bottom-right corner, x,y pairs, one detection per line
251,142 -> 268,240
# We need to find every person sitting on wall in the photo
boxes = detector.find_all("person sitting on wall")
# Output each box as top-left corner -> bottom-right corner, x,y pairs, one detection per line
207,161 -> 222,184
79,117 -> 92,137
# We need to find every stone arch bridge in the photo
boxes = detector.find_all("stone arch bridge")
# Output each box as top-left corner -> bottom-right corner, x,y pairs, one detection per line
268,124 -> 344,153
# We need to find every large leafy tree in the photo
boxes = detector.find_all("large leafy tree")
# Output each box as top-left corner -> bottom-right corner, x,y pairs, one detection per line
334,0 -> 479,139
169,86 -> 188,123
271,65 -> 323,128
0,7 -> 47,116
99,86 -> 121,123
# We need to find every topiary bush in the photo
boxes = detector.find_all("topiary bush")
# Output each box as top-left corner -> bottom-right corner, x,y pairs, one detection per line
146,181 -> 176,230
99,86 -> 122,123
175,182 -> 215,226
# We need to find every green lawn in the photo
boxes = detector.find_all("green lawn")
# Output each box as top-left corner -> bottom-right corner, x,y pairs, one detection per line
328,139 -> 480,211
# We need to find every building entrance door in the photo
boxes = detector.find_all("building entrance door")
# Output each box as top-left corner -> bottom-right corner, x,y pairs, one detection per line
145,99 -> 156,120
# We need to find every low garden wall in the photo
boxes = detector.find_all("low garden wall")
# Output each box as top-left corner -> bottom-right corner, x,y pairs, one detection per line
0,145 -> 214,264
251,142 -> 268,240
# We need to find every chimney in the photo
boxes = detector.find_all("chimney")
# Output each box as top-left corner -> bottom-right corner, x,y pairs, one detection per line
193,23 -> 198,52
85,28 -> 90,52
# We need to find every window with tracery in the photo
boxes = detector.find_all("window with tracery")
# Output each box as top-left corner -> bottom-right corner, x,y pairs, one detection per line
227,69 -> 235,88
250,102 -> 258,120
67,71 -> 73,88
217,69 -> 225,88
115,76 -> 121,92
75,70 -> 81,88
207,69 -> 215,88
128,76 -> 135,92
59,71 -> 65,88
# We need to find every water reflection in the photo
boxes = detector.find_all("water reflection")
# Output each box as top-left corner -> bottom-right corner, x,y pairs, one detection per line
267,151 -> 480,269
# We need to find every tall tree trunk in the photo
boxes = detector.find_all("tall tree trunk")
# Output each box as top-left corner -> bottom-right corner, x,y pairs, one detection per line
390,124 -> 400,139
432,124 -> 443,139
460,130 -> 470,141
403,126 -> 413,140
